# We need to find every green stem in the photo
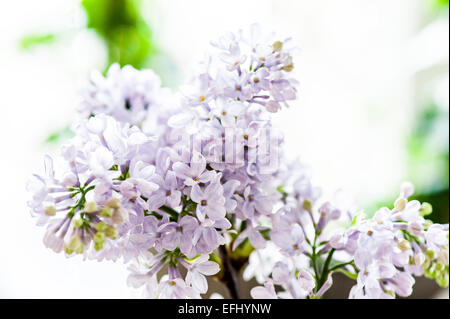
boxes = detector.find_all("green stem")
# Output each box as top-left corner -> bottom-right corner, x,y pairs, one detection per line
328,260 -> 355,273
159,205 -> 179,220
311,233 -> 319,281
335,268 -> 358,280
66,184 -> 95,218
318,248 -> 335,289
149,211 -> 163,219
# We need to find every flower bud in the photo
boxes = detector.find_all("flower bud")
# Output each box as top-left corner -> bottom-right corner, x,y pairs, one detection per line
93,231 -> 106,251
302,199 -> 312,212
94,221 -> 108,232
112,207 -> 128,225
398,239 -> 411,251
394,198 -> 406,211
105,225 -> 118,240
44,206 -> 57,216
438,250 -> 449,266
84,201 -> 97,213
435,263 -> 445,272
73,219 -> 83,228
419,202 -> 433,217
436,272 -> 449,288
65,235 -> 84,255
99,206 -> 113,217
273,41 -> 283,52
282,64 -> 294,72
426,249 -> 436,260
425,264 -> 436,277
422,257 -> 431,271
106,197 -> 121,209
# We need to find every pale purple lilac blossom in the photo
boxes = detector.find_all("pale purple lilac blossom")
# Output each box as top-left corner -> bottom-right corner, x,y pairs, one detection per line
27,25 -> 448,299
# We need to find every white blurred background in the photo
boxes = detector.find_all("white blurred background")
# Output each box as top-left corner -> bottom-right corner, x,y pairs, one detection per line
0,0 -> 448,298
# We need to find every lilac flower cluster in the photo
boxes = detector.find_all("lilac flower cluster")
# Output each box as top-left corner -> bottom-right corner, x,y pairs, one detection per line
333,183 -> 449,298
250,181 -> 449,299
180,24 -> 297,113
78,64 -> 162,126
28,25 -> 448,299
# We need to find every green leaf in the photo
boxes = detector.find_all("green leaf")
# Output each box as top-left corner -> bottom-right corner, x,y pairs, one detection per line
19,33 -> 58,50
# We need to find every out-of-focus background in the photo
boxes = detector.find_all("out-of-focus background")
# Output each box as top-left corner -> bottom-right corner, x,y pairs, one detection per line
0,0 -> 448,298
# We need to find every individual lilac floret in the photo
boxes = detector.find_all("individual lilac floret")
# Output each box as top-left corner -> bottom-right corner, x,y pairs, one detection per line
182,255 -> 221,294
172,152 -> 217,187
190,182 -> 226,221
271,223 -> 306,256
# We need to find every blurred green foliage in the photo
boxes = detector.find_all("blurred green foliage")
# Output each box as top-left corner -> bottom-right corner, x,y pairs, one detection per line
432,0 -> 449,12
19,0 -> 177,145
428,0 -> 449,19
19,33 -> 58,50
407,103 -> 449,192
20,0 -> 161,72
407,103 -> 449,224
44,125 -> 75,145
367,1 -> 449,224
81,0 -> 158,72
368,102 -> 449,224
